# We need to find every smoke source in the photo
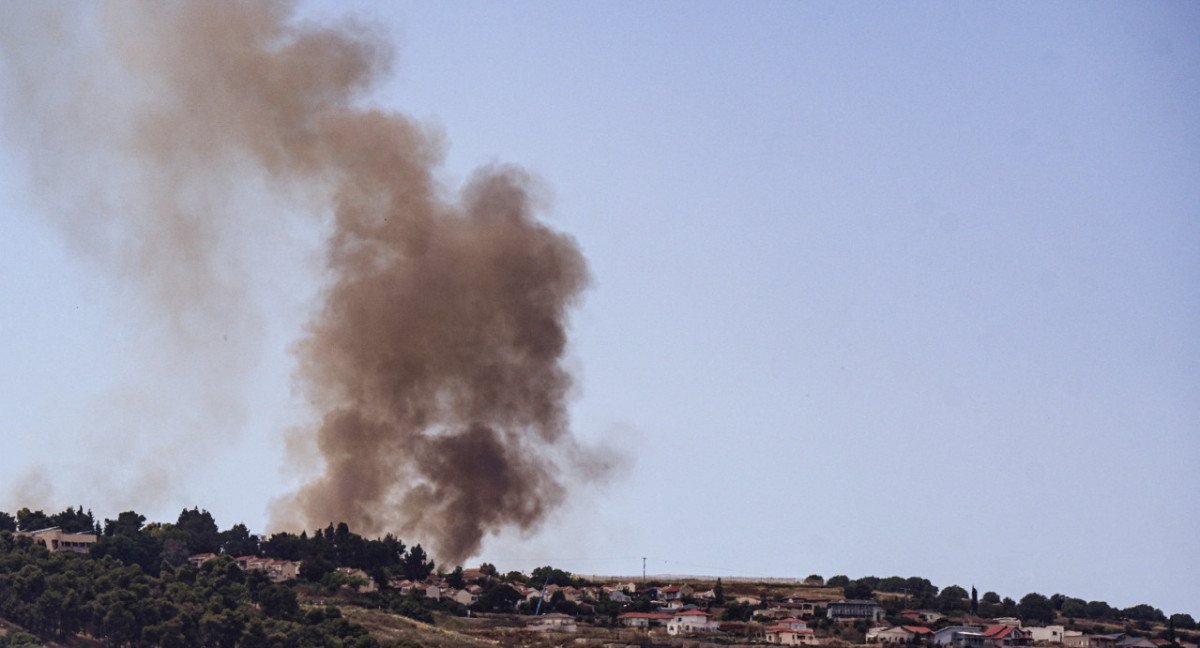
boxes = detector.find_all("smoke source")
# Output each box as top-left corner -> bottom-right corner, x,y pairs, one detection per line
1,1 -> 612,564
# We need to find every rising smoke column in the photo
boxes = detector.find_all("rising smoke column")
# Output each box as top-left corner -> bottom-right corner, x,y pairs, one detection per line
0,0 -> 609,563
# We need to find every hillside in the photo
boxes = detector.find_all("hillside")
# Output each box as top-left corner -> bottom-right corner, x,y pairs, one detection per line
1,507 -> 1196,648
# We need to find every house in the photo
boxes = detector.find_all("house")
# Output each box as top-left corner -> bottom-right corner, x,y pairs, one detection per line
1064,636 -> 1118,648
828,600 -> 885,622
934,627 -> 986,647
188,553 -> 218,569
515,585 -> 541,604
451,588 -> 477,606
766,625 -> 820,645
902,610 -> 945,624
265,559 -> 300,581
1027,626 -> 1066,645
667,610 -> 719,635
984,625 -> 1030,648
16,528 -> 98,554
1115,639 -> 1157,648
335,567 -> 377,592
761,606 -> 801,620
782,597 -> 830,618
421,583 -> 441,600
527,613 -> 577,633
662,584 -> 695,601
873,626 -> 936,644
617,612 -> 673,628
779,618 -> 809,631
390,578 -> 413,593
604,587 -> 632,603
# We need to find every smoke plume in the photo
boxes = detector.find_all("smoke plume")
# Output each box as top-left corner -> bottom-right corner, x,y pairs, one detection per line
0,1 -> 611,563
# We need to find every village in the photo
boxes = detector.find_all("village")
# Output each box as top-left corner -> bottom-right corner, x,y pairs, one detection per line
10,525 -> 1196,648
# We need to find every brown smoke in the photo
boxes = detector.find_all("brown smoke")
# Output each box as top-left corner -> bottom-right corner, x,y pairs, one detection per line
1,0 -> 611,563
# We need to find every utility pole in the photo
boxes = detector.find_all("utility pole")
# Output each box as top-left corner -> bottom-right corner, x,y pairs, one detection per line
642,557 -> 646,582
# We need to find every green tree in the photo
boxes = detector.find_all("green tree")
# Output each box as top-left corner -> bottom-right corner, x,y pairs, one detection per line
403,544 -> 435,581
15,508 -> 51,532
1123,604 -> 1166,624
175,508 -> 221,554
446,566 -> 465,589
50,507 -> 96,534
1061,598 -> 1088,619
104,511 -> 147,537
723,600 -> 755,621
1018,593 -> 1055,625
1085,600 -> 1114,620
714,577 -> 725,605
0,511 -> 15,532
936,585 -> 970,614
1169,613 -> 1196,631
219,523 -> 259,557
827,575 -> 850,587
844,580 -> 874,600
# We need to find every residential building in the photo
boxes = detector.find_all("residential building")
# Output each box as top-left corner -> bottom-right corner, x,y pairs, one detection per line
873,626 -> 936,644
188,553 -> 218,569
766,625 -> 820,646
667,610 -> 719,635
527,613 -> 576,633
16,527 -> 97,554
617,612 -> 673,628
828,600 -> 886,622
1064,636 -> 1119,648
984,625 -> 1031,648
934,627 -> 986,647
1028,626 -> 1066,645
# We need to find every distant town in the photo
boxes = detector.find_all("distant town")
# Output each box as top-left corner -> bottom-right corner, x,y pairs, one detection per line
1,506 -> 1195,648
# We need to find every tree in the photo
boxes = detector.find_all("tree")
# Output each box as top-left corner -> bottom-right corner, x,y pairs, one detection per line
403,544 -> 434,581
104,511 -> 147,537
1061,598 -> 1088,619
1018,593 -> 1055,625
299,556 -> 334,583
15,508 -> 51,532
446,566 -> 465,589
723,601 -> 755,621
1169,614 -> 1197,631
1123,604 -> 1165,624
714,578 -> 725,605
845,581 -> 874,600
219,523 -> 259,557
175,508 -> 221,554
1085,600 -> 1114,620
260,532 -> 306,561
50,507 -> 96,534
0,511 -> 15,532
971,586 -> 979,615
936,585 -> 970,614
827,575 -> 850,587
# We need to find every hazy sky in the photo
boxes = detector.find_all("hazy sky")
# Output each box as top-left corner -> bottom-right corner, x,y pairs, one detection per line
1,1 -> 1197,618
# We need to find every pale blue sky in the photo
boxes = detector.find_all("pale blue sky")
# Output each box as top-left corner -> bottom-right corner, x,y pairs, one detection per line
1,1 -> 1197,617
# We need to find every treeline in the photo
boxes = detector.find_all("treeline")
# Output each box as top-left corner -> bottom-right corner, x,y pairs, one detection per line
0,531 -> 377,647
0,506 -> 435,586
0,506 -> 451,647
825,574 -> 1197,632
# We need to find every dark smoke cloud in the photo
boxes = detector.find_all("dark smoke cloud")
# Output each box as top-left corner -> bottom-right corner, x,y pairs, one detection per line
0,0 -> 614,563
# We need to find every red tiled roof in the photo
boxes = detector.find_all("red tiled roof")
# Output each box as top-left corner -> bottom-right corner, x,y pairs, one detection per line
617,612 -> 673,620
677,610 -> 710,617
904,626 -> 934,635
985,626 -> 1017,639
